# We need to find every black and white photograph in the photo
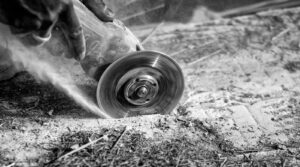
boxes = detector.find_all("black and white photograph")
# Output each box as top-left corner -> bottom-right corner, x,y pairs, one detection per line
0,0 -> 300,166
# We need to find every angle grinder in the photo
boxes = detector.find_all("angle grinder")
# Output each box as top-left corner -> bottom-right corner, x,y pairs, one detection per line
75,0 -> 184,118
3,0 -> 185,118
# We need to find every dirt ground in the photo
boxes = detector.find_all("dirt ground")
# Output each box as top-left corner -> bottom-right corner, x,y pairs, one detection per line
1,7 -> 300,167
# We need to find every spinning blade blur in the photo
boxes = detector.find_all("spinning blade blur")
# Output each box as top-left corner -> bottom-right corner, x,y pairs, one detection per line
97,51 -> 184,118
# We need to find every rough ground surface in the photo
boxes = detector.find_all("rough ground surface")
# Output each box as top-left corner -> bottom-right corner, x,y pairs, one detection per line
1,7 -> 300,167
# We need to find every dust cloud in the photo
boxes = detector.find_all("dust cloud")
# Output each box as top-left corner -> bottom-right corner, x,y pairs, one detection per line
0,24 -> 112,119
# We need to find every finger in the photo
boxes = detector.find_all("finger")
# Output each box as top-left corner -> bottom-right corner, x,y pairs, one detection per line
31,32 -> 51,45
81,0 -> 114,22
31,19 -> 56,45
14,19 -> 53,46
59,1 -> 86,61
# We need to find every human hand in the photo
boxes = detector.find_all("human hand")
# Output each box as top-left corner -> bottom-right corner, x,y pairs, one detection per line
0,0 -> 113,61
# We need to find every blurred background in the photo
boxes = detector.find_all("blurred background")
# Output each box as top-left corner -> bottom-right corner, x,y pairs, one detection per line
104,0 -> 300,26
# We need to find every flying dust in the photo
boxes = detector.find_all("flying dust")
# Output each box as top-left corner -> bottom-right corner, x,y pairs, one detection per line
0,24 -> 112,119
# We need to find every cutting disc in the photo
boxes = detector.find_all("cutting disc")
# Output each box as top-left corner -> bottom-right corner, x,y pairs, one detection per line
97,51 -> 184,118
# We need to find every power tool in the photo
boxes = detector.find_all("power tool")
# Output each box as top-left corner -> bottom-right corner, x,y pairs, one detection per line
59,0 -> 184,118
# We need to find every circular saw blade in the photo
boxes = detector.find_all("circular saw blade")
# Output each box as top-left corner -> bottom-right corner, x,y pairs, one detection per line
97,51 -> 184,118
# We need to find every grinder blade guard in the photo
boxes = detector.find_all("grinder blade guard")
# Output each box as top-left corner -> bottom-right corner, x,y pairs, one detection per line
97,51 -> 184,118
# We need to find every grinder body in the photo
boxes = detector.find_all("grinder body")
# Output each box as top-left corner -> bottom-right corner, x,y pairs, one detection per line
46,0 -> 141,80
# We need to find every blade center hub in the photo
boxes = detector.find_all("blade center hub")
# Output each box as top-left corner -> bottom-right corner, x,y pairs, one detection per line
136,86 -> 148,98
124,75 -> 159,106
